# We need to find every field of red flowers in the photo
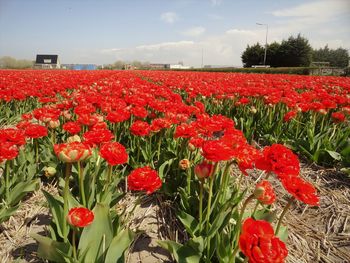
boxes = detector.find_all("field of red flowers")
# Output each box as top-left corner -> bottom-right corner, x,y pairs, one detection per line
0,70 -> 349,263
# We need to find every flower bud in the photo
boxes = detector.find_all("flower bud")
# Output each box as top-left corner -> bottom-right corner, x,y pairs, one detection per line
194,160 -> 214,180
254,180 -> 276,205
67,135 -> 81,143
48,120 -> 60,129
188,143 -> 196,152
44,166 -> 57,177
250,106 -> 257,114
179,159 -> 190,170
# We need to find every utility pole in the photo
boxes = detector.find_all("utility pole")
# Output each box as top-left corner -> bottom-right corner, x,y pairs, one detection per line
256,23 -> 268,66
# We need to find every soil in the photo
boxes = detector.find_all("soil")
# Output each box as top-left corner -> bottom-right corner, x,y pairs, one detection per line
0,164 -> 349,263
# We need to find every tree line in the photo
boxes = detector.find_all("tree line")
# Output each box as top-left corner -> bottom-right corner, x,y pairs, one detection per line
241,34 -> 349,68
0,56 -> 34,69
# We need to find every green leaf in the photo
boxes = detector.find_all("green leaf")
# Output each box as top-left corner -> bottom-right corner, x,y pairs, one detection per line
8,179 -> 40,206
158,240 -> 201,263
326,150 -> 342,161
207,209 -> 231,238
78,203 -> 114,262
177,210 -> 199,237
0,205 -> 19,224
42,190 -> 66,239
276,225 -> 288,243
253,209 -> 277,223
105,229 -> 135,263
31,233 -> 71,262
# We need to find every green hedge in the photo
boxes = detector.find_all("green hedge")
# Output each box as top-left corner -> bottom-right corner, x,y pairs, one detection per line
185,67 -> 318,75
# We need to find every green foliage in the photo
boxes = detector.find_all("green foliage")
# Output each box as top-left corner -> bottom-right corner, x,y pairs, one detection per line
241,43 -> 265,67
241,34 -> 313,67
312,45 -> 349,68
0,56 -> 34,69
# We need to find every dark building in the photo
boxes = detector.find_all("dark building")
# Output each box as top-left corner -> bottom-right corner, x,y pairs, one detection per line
34,54 -> 60,69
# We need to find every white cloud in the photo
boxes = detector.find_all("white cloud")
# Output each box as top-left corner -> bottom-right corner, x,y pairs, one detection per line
160,12 -> 178,24
182,26 -> 206,37
226,29 -> 257,37
271,0 -> 349,18
135,41 -> 194,50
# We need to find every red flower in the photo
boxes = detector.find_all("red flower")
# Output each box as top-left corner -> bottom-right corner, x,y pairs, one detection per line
280,175 -> 319,206
201,140 -> 235,162
63,121 -> 81,135
194,160 -> 214,179
83,129 -> 114,146
174,123 -> 196,138
130,121 -> 151,136
283,110 -> 297,122
99,142 -> 128,166
239,218 -> 288,263
106,109 -> 130,123
0,141 -> 19,162
127,166 -> 162,194
67,207 -> 94,227
54,142 -> 91,163
331,112 -> 346,123
254,180 -> 276,205
24,124 -> 48,139
255,144 -> 300,178
131,106 -> 148,118
0,128 -> 26,146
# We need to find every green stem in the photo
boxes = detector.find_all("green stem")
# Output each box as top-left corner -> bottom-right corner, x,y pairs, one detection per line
35,139 -> 39,163
220,161 -> 234,203
205,163 -> 217,262
199,180 -> 204,231
5,160 -> 10,203
63,163 -> 72,241
275,197 -> 294,235
252,201 -> 260,218
78,161 -> 86,207
231,194 -> 255,261
72,228 -> 77,260
187,167 -> 191,195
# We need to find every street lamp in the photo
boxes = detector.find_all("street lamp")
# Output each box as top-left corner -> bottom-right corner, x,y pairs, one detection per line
256,23 -> 268,66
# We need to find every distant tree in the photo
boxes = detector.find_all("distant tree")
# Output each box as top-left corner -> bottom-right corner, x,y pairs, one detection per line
266,42 -> 282,67
312,45 -> 349,67
278,34 -> 312,67
241,43 -> 265,67
0,56 -> 33,69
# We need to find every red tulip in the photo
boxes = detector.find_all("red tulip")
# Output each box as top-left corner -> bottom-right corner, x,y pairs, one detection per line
67,207 -> 94,227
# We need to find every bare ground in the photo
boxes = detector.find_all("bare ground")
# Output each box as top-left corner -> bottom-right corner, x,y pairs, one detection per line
0,164 -> 349,263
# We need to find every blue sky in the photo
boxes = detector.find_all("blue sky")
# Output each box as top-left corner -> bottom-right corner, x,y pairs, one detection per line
0,0 -> 349,67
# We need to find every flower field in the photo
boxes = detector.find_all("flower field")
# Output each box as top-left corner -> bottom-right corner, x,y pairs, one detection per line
0,69 -> 349,263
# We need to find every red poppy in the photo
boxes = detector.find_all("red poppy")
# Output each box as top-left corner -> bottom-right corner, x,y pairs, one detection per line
280,175 -> 319,206
239,218 -> 288,263
54,142 -> 91,163
99,142 -> 128,166
127,166 -> 162,194
24,124 -> 48,139
63,121 -> 81,135
254,180 -> 276,205
130,121 -> 151,136
67,207 -> 94,227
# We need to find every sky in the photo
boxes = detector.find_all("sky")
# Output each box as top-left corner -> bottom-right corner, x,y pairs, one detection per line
0,0 -> 349,67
